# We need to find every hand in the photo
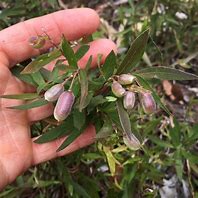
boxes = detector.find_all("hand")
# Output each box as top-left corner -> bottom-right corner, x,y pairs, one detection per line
0,8 -> 116,190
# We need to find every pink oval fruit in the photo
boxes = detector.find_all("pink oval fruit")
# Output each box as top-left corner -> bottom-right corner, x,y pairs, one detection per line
44,84 -> 64,102
140,92 -> 156,114
118,74 -> 135,85
54,91 -> 75,122
123,91 -> 136,110
111,81 -> 126,97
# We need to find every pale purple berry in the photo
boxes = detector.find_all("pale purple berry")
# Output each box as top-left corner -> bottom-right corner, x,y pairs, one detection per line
123,132 -> 141,150
111,81 -> 126,97
44,84 -> 64,102
140,92 -> 156,114
118,74 -> 135,85
54,91 -> 75,122
123,91 -> 135,110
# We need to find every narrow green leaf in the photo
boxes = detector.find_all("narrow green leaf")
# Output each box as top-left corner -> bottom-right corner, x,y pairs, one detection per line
73,109 -> 86,130
57,126 -> 86,152
101,50 -> 116,79
21,49 -> 62,74
116,100 -> 140,148
116,100 -> 132,135
103,146 -> 120,176
7,98 -> 48,110
51,66 -> 59,81
87,95 -> 107,113
11,66 -> 37,86
169,118 -> 181,147
61,37 -> 78,69
95,121 -> 113,139
184,124 -> 198,146
148,135 -> 173,148
182,150 -> 198,164
79,69 -> 88,112
75,45 -> 90,61
40,68 -> 51,81
31,71 -> 45,86
72,182 -> 91,198
175,149 -> 183,181
35,117 -> 73,144
0,93 -> 38,100
135,74 -> 171,115
135,66 -> 198,80
116,29 -> 149,74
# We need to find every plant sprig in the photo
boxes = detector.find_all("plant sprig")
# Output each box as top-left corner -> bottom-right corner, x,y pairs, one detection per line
1,30 -> 198,152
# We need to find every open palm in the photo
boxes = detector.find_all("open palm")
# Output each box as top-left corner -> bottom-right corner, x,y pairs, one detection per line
0,8 -> 116,190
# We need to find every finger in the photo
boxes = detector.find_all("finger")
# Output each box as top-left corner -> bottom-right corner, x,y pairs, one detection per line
46,38 -> 117,70
0,8 -> 100,67
78,38 -> 117,69
27,103 -> 53,122
27,38 -> 117,122
32,124 -> 96,165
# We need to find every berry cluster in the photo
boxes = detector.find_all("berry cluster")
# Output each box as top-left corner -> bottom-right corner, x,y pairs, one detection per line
111,74 -> 156,114
44,84 -> 75,122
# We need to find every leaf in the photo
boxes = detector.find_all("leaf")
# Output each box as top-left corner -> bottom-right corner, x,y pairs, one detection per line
61,37 -> 78,69
31,71 -> 45,86
79,69 -> 88,112
169,118 -> 181,147
11,66 -> 37,86
103,146 -> 120,176
7,98 -> 48,110
75,45 -> 90,61
135,66 -> 198,80
40,68 -> 51,81
0,93 -> 38,100
57,125 -> 86,152
135,74 -> 171,115
116,100 -> 140,147
184,124 -> 198,145
87,95 -> 107,113
35,117 -> 73,144
175,149 -> 183,181
116,29 -> 149,74
101,50 -> 116,79
73,109 -> 86,130
95,121 -> 113,139
72,182 -> 91,198
21,49 -> 62,74
148,135 -> 173,148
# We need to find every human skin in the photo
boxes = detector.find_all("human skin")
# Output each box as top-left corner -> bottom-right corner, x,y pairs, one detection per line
0,8 -> 117,190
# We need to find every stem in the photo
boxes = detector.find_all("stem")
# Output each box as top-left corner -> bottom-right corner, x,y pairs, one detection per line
61,75 -> 73,86
68,70 -> 79,91
42,29 -> 59,49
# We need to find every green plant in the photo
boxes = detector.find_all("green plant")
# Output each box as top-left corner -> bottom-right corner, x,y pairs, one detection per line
1,28 -> 197,158
1,1 -> 198,197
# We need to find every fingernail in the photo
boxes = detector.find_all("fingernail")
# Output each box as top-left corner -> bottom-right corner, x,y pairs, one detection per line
123,91 -> 136,110
44,84 -> 64,102
118,74 -> 135,85
54,91 -> 75,122
140,92 -> 156,114
111,81 -> 126,97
